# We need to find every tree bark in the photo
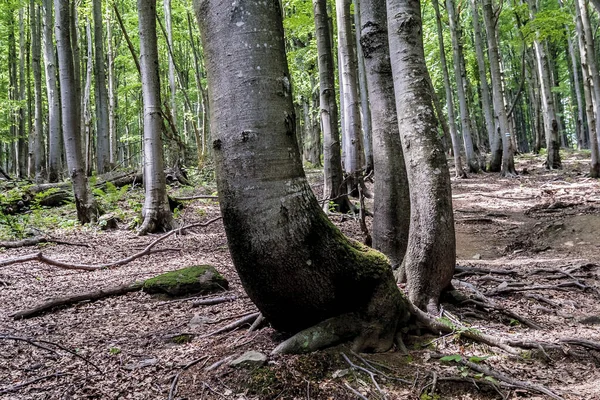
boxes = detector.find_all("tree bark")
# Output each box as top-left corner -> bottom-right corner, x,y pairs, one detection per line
337,0 -> 365,194
138,0 -> 173,234
18,9 -> 28,179
43,0 -> 62,183
313,0 -> 351,212
93,0 -> 111,173
83,21 -> 93,176
31,1 -> 45,182
447,0 -> 479,173
482,0 -> 517,176
107,9 -> 118,166
387,0 -> 456,312
431,0 -> 466,178
194,0 -> 408,352
55,0 -> 98,223
359,0 -> 410,271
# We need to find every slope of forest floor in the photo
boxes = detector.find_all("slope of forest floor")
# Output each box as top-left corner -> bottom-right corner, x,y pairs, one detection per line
1,151 -> 599,400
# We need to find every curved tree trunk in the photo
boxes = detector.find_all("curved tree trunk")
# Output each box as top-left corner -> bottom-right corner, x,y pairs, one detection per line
313,0 -> 351,212
359,0 -> 410,272
194,0 -> 408,353
387,0 -> 456,312
138,0 -> 173,234
431,0 -> 466,178
482,0 -> 516,176
55,0 -> 97,224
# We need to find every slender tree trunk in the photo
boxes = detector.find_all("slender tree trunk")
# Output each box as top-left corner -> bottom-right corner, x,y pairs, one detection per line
138,0 -> 173,234
83,21 -> 93,176
107,9 -> 118,165
164,0 -> 177,129
359,0 -> 410,271
565,39 -> 585,149
55,0 -> 97,223
31,1 -> 45,182
337,0 -> 364,194
313,0 -> 351,212
8,9 -> 18,176
575,0 -> 600,176
431,0 -> 466,178
482,0 -> 516,176
194,0 -> 408,352
387,0 -> 456,312
93,0 -> 110,173
43,0 -> 62,182
353,0 -> 373,174
528,0 -> 561,169
18,9 -> 28,179
470,0 -> 496,157
447,0 -> 479,173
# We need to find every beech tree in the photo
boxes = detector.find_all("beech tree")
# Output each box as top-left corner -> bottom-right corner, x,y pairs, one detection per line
93,0 -> 110,173
137,0 -> 173,234
195,0 -> 410,353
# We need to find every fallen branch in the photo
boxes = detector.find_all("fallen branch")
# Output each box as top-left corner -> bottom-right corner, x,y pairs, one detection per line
191,296 -> 237,307
0,334 -> 102,373
168,355 -> 210,400
454,265 -> 515,277
11,283 -> 143,319
559,338 -> 600,351
341,353 -> 385,398
248,313 -> 266,332
0,237 -> 89,249
203,312 -> 260,338
0,217 -> 222,271
171,194 -> 219,201
0,372 -> 67,395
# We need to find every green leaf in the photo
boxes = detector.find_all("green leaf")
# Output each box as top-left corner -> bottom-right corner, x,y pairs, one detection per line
468,355 -> 490,363
440,354 -> 462,362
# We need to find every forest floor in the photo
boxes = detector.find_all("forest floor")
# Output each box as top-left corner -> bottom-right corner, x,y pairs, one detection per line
1,150 -> 600,400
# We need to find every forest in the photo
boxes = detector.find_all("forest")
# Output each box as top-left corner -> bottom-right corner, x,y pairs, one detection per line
1,0 -> 600,398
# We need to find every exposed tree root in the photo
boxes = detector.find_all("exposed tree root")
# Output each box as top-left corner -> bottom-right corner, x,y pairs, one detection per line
0,237 -> 89,249
203,312 -> 261,338
11,283 -> 143,319
0,217 -> 222,271
248,313 -> 266,332
167,355 -> 210,400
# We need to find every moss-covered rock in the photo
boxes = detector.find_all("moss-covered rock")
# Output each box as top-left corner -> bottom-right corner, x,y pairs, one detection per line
143,265 -> 228,297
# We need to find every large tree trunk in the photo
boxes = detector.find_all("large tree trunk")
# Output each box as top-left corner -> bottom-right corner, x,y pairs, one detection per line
337,0 -> 364,194
447,0 -> 479,173
359,0 -> 410,271
470,0 -> 495,155
575,0 -> 600,176
387,0 -> 456,312
43,0 -> 62,183
194,0 -> 408,353
137,0 -> 173,234
482,0 -> 516,176
313,0 -> 351,212
55,0 -> 97,223
31,1 -> 45,182
93,0 -> 111,173
431,0 -> 466,178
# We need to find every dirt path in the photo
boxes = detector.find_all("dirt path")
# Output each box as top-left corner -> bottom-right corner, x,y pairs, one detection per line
1,152 -> 599,399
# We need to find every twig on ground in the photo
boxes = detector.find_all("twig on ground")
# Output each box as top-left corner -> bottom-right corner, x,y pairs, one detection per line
203,312 -> 261,338
341,353 -> 386,399
171,194 -> 219,201
0,237 -> 90,249
486,281 -> 587,296
168,355 -> 210,400
0,371 -> 67,395
454,265 -> 516,277
343,382 -> 368,400
350,351 -> 412,385
0,217 -> 222,271
0,334 -> 102,373
191,296 -> 237,307
205,355 -> 236,371
248,313 -> 266,332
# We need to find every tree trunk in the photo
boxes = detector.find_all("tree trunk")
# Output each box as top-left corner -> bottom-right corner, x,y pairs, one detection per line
18,9 -> 28,179
565,38 -> 585,149
313,0 -> 351,212
84,21 -> 94,176
337,0 -> 364,194
31,1 -> 45,182
528,0 -> 561,169
138,0 -> 173,234
194,0 -> 409,353
387,0 -> 456,312
164,0 -> 177,129
482,0 -> 516,176
93,0 -> 111,173
353,0 -> 373,174
447,0 -> 479,173
575,0 -> 600,176
359,0 -> 410,271
470,0 -> 496,155
431,0 -> 466,178
107,9 -> 118,166
43,0 -> 62,183
54,0 -> 97,223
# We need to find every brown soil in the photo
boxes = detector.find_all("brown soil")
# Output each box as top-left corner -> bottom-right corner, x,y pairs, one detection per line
1,151 -> 599,400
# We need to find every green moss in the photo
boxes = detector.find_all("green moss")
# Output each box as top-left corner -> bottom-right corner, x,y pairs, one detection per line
171,334 -> 193,344
143,265 -> 228,296
248,367 -> 280,396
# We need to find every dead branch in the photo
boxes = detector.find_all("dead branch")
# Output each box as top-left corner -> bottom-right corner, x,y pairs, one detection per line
0,237 -> 89,249
171,194 -> 219,201
203,312 -> 260,338
0,217 -> 222,271
11,283 -> 143,319
248,313 -> 266,332
205,355 -> 236,371
168,355 -> 210,400
454,265 -> 515,277
191,296 -> 237,307
0,334 -> 102,373
0,372 -> 67,395
486,281 -> 587,296
341,353 -> 385,398
559,338 -> 600,351
343,382 -> 368,400
461,299 -> 541,330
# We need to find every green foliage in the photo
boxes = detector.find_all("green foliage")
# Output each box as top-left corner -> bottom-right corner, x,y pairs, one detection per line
440,354 -> 462,362
520,10 -> 573,44
109,347 -> 121,355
